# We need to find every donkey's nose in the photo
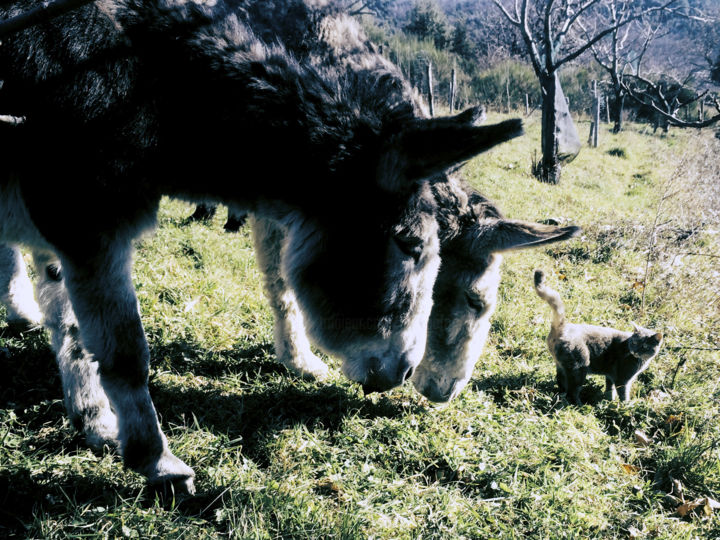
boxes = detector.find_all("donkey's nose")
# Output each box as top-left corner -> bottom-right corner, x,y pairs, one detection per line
361,356 -> 414,394
398,360 -> 415,383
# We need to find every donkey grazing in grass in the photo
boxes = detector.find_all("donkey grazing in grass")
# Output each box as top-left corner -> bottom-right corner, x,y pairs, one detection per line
194,1 -> 579,401
253,174 -> 580,402
0,0 -> 522,493
411,180 -> 579,402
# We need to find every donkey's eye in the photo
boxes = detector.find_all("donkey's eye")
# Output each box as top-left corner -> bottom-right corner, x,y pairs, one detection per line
394,235 -> 423,262
466,293 -> 486,314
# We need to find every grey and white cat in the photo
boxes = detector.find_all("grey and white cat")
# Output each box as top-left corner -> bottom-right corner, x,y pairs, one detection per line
533,269 -> 663,404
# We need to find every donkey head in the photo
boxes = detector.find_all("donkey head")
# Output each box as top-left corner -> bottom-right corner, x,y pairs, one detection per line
412,184 -> 580,402
157,4 -> 524,392
279,109 -> 523,393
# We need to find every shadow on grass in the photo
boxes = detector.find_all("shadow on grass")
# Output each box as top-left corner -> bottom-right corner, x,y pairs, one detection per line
0,329 -> 60,410
148,336 -> 424,467
149,339 -> 285,379
0,467 -> 138,538
470,370 -> 608,414
3,330 -> 421,517
151,375 -> 421,466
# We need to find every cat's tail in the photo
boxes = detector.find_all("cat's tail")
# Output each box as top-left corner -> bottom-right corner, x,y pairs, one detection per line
533,269 -> 565,330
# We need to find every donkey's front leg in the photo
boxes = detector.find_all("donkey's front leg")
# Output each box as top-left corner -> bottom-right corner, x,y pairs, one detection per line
251,216 -> 329,379
57,242 -> 194,494
33,251 -> 119,451
0,243 -> 42,329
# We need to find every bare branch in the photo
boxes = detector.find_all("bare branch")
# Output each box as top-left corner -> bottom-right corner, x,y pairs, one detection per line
621,78 -> 720,128
556,0 -> 680,69
494,0 -> 544,76
543,0 -> 555,71
555,0 -> 601,50
492,0 -> 521,25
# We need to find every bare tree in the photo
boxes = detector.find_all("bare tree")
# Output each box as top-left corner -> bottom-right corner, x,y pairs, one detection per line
493,0 -> 679,184
588,5 -> 663,133
588,0 -> 718,133
622,74 -> 720,130
615,8 -> 720,130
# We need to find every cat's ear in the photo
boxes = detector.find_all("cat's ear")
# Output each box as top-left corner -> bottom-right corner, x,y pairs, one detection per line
470,219 -> 581,253
655,332 -> 663,342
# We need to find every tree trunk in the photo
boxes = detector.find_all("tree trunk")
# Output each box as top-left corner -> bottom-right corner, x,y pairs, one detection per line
538,73 -> 580,184
539,74 -> 560,184
613,90 -> 625,134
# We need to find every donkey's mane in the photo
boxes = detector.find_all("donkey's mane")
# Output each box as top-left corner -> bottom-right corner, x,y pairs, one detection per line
430,178 -> 504,245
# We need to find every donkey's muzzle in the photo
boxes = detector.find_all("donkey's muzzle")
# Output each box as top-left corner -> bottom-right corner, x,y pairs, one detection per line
418,378 -> 463,403
361,356 -> 415,394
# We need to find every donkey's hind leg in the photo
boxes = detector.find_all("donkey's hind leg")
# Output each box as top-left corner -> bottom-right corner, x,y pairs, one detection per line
0,243 -> 42,329
251,216 -> 329,379
55,240 -> 194,494
33,251 -> 119,451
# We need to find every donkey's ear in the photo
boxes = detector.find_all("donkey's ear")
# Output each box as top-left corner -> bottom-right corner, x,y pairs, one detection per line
475,219 -> 581,253
384,110 -> 522,186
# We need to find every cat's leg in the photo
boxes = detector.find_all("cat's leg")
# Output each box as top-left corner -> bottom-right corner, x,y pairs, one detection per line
615,378 -> 634,402
604,377 -> 618,401
251,216 -> 329,379
565,366 -> 587,405
54,240 -> 194,493
33,252 -> 119,450
555,365 -> 567,394
0,244 -> 42,329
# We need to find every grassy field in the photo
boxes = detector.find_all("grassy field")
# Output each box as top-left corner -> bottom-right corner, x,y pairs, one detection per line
1,115 -> 719,539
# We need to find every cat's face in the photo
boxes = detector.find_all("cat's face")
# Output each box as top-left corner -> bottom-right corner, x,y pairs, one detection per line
628,324 -> 664,360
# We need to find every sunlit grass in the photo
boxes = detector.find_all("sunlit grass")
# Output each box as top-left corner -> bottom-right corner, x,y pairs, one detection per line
1,117 -> 719,538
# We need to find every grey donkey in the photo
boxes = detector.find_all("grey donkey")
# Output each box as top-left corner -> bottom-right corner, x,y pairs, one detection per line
0,0 -> 522,492
534,269 -> 664,404
252,175 -> 580,402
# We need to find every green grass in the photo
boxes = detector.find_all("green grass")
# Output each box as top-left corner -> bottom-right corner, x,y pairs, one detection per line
2,116 -> 719,539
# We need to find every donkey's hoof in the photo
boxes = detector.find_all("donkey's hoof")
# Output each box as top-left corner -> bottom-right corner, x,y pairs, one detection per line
84,428 -> 120,453
282,354 -> 329,380
79,408 -> 120,452
144,452 -> 196,496
299,356 -> 329,380
149,474 -> 196,499
150,474 -> 196,499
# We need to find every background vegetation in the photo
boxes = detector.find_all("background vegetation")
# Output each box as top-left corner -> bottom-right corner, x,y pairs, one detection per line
1,114 -> 718,538
364,0 -> 719,123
